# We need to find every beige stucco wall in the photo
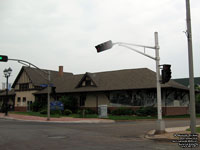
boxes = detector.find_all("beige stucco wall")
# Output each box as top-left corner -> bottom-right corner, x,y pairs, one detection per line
15,91 -> 37,107
15,71 -> 34,90
14,69 -> 37,107
85,93 -> 110,107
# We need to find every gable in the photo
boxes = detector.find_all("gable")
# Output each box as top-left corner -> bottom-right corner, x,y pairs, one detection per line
12,67 -> 34,90
18,70 -> 32,84
76,73 -> 97,88
12,67 -> 29,88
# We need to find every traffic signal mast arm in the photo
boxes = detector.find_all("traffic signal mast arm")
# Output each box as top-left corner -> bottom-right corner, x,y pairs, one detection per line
113,42 -> 157,60
6,57 -> 52,120
8,58 -> 49,82
95,40 -> 158,60
113,42 -> 156,50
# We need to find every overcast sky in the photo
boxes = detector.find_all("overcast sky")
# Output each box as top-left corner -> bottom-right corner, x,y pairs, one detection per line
0,0 -> 200,88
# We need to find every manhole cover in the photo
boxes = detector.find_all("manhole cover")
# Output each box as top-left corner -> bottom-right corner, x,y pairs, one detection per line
48,135 -> 66,139
120,136 -> 145,141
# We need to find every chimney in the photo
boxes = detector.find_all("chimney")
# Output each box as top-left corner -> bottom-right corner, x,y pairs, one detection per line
59,66 -> 63,77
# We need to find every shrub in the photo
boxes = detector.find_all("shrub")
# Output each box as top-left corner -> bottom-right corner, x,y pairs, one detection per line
31,100 -> 47,112
111,107 -> 134,116
63,109 -> 72,116
40,109 -> 62,115
196,94 -> 200,114
135,106 -> 157,116
51,109 -> 62,115
77,109 -> 88,115
59,96 -> 78,113
40,109 -> 47,114
85,108 -> 96,114
77,108 -> 96,115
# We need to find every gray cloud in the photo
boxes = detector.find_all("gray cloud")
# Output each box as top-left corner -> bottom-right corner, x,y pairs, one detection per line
0,0 -> 199,88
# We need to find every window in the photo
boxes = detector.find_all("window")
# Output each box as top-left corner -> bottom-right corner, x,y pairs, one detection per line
19,83 -> 29,91
23,97 -> 26,103
82,81 -> 86,87
85,80 -> 91,86
80,95 -> 86,106
17,97 -> 21,103
34,86 -> 42,90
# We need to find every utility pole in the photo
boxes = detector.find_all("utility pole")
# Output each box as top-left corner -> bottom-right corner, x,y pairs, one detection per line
186,0 -> 196,134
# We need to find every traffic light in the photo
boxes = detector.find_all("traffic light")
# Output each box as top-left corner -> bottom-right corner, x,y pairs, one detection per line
95,40 -> 113,53
0,55 -> 8,62
161,64 -> 171,84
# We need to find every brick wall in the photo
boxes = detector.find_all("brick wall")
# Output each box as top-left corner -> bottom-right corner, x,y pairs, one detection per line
162,107 -> 189,116
81,106 -> 189,116
15,106 -> 27,112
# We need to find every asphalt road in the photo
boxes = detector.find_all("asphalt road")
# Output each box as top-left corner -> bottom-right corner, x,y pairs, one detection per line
0,118 -> 199,150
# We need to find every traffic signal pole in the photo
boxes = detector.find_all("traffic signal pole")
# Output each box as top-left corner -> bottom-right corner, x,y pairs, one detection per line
96,32 -> 165,133
4,58 -> 52,121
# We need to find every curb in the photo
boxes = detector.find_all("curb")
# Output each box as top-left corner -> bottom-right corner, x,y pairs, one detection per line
0,116 -> 115,124
145,130 -> 173,142
145,126 -> 200,142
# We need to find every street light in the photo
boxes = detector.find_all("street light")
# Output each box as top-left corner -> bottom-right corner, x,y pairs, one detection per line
3,67 -> 12,116
95,32 -> 165,133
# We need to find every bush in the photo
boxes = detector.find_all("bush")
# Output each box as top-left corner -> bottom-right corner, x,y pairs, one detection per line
31,100 -> 47,112
51,109 -> 62,115
59,96 -> 78,113
63,109 -> 72,116
135,106 -> 157,116
111,107 -> 134,116
85,108 -> 96,114
77,109 -> 87,115
40,109 -> 47,114
40,109 -> 62,115
196,94 -> 200,114
77,108 -> 96,115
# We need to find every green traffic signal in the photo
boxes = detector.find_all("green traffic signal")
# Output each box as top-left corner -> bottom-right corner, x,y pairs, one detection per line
0,55 -> 8,62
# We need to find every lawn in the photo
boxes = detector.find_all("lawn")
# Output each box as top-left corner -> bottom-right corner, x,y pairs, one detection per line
187,127 -> 200,133
10,111 -> 62,118
9,111 -> 200,120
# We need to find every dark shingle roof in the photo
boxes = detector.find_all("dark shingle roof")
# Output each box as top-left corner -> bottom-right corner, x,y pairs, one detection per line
0,89 -> 16,96
12,66 -> 73,88
34,68 -> 188,94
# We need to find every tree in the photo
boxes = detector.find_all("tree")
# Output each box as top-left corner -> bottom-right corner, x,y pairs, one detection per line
59,96 -> 78,113
195,85 -> 200,114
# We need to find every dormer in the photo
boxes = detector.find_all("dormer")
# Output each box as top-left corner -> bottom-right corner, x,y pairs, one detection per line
76,73 -> 97,88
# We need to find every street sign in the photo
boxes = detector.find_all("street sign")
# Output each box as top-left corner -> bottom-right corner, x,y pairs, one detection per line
40,84 -> 54,87
40,84 -> 48,87
50,101 -> 64,111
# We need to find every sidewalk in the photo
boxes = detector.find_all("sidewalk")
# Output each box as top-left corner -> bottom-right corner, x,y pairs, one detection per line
0,113 -> 115,123
145,126 -> 200,143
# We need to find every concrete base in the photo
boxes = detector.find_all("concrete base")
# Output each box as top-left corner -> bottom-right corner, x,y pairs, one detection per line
155,119 -> 165,134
